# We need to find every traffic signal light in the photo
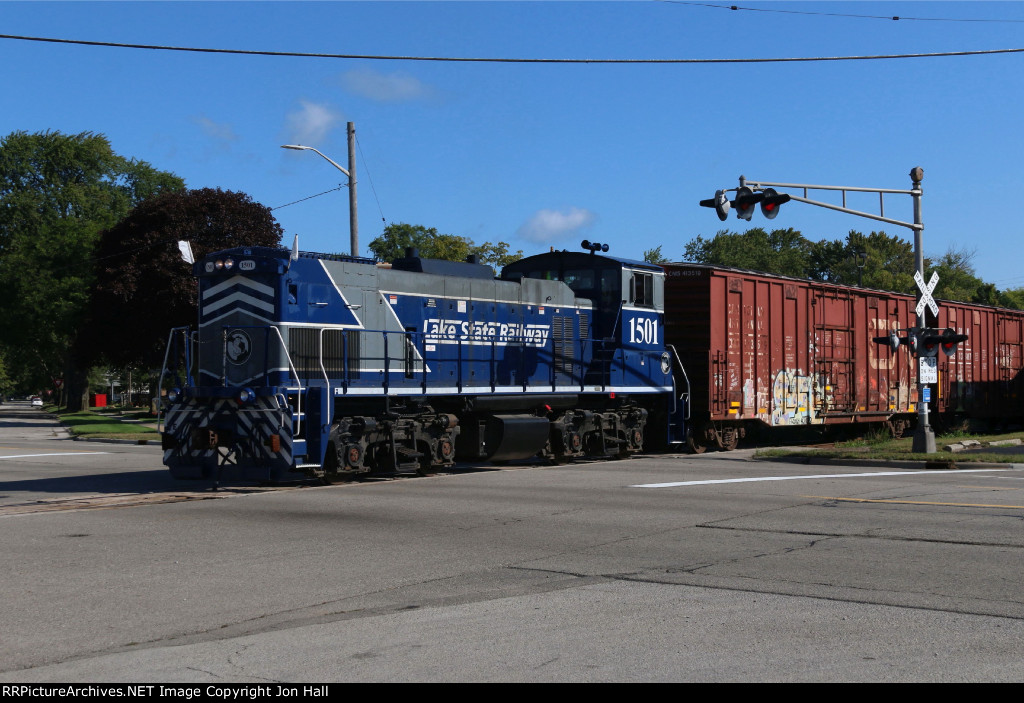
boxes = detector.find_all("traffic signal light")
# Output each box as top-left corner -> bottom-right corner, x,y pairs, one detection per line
760,188 -> 790,219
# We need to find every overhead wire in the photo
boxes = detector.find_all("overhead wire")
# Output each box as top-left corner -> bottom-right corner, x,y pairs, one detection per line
355,134 -> 387,224
656,1 -> 1024,24
2,32 -> 1024,63
272,185 -> 346,211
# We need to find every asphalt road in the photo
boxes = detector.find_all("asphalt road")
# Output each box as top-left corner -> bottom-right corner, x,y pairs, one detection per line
1,401 -> 1023,682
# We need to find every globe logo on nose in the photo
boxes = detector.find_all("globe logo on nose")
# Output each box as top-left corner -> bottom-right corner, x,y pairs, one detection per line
226,330 -> 252,365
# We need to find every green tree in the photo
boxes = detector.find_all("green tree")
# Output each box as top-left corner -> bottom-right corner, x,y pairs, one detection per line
998,288 -> 1024,310
0,351 -> 13,399
930,246 -> 986,303
682,227 -> 812,278
643,245 -> 668,264
80,188 -> 283,371
471,240 -> 524,268
807,230 -> 916,292
0,130 -> 183,408
368,222 -> 522,268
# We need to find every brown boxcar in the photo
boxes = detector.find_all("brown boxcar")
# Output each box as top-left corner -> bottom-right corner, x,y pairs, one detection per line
662,263 -> 1024,451
933,300 -> 1024,423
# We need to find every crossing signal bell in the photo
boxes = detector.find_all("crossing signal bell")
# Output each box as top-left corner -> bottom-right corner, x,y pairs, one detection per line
871,328 -> 919,355
876,330 -> 901,353
698,190 -> 731,221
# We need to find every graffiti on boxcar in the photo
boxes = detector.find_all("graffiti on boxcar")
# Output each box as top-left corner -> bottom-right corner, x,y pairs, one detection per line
770,369 -> 824,426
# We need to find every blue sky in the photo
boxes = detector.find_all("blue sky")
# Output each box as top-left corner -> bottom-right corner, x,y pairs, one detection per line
4,1 -> 1024,288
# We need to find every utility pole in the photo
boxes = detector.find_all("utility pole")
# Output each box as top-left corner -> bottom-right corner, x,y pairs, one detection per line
347,122 -> 359,258
281,122 -> 360,257
909,167 -> 935,453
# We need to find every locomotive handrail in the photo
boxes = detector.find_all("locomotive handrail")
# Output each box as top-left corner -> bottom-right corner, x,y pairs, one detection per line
266,325 -> 304,437
317,327 -> 334,428
665,344 -> 692,421
156,326 -> 193,434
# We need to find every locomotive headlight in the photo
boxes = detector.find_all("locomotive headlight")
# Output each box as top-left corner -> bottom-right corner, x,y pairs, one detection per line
237,387 -> 256,404
224,258 -> 235,270
215,259 -> 224,270
660,352 -> 672,375
167,387 -> 181,403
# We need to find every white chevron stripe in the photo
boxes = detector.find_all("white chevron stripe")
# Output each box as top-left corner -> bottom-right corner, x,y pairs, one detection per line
204,274 -> 275,299
204,290 -> 275,315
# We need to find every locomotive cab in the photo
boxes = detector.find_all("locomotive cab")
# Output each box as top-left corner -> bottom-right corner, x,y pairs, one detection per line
501,244 -> 686,447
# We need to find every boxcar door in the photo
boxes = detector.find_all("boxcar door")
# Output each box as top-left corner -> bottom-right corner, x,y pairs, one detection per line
813,288 -> 856,417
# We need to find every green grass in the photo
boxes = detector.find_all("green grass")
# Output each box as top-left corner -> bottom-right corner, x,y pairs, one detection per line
56,408 -> 159,439
755,428 -> 1024,464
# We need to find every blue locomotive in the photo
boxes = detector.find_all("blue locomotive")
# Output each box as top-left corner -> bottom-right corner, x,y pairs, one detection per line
159,241 -> 689,481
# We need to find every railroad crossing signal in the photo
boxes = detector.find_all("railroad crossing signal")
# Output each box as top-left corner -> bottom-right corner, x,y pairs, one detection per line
760,188 -> 785,219
914,270 -> 939,319
699,187 -> 790,222
734,186 -> 758,221
920,328 -> 969,357
874,327 -> 969,358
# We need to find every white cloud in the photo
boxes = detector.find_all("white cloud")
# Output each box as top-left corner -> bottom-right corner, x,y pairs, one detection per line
340,68 -> 434,102
285,100 -> 344,145
192,115 -> 237,142
516,207 -> 597,243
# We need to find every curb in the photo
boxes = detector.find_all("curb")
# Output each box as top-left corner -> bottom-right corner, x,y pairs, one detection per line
74,436 -> 158,446
754,455 -> 1020,470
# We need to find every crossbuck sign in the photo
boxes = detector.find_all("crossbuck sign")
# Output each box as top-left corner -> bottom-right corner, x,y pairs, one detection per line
914,270 -> 939,318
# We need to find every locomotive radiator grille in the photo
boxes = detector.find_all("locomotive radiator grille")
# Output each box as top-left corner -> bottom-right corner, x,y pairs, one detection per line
552,315 -> 576,375
288,328 -> 361,380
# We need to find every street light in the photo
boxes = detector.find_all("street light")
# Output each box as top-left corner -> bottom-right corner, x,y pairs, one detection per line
281,122 -> 359,257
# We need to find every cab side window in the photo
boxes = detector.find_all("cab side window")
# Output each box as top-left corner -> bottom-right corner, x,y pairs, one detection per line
631,272 -> 654,308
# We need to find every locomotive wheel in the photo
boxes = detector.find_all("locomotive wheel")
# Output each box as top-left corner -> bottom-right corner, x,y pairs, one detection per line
416,442 -> 435,477
687,431 -> 708,454
320,444 -> 341,484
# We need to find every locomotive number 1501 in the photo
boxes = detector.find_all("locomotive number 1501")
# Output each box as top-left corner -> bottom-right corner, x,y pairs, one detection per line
628,316 -> 659,345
